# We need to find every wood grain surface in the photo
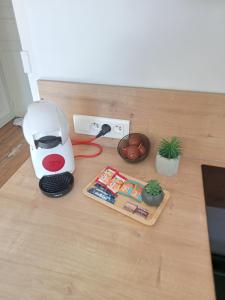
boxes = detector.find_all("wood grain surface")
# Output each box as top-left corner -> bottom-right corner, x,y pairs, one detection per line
0,121 -> 29,188
0,147 -> 216,300
39,80 -> 225,162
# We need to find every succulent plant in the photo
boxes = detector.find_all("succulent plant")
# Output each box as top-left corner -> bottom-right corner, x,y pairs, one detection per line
144,180 -> 162,196
158,137 -> 181,159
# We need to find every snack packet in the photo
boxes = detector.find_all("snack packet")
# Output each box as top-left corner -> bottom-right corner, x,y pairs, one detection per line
118,180 -> 144,202
134,207 -> 149,219
96,167 -> 118,187
107,173 -> 127,194
123,201 -> 138,213
119,181 -> 134,194
130,183 -> 143,202
88,187 -> 115,204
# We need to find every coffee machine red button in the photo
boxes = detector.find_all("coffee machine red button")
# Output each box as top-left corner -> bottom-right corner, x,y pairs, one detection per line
42,154 -> 65,172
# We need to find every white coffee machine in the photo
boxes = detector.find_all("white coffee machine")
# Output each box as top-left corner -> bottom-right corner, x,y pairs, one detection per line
23,100 -> 75,197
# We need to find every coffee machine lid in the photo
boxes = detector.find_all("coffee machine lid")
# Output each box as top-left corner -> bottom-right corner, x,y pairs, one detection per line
39,172 -> 74,198
23,100 -> 69,148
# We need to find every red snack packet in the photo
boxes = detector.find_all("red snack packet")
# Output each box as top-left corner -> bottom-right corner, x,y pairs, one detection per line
107,173 -> 127,194
96,166 -> 118,187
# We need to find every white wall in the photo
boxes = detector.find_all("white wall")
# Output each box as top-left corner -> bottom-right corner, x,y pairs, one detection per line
0,0 -> 32,120
0,66 -> 13,127
22,0 -> 225,93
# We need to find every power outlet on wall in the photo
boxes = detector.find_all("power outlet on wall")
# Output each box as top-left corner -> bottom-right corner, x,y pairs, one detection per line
73,115 -> 130,139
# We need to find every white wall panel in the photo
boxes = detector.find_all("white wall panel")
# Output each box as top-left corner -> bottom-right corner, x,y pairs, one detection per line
20,0 -> 225,92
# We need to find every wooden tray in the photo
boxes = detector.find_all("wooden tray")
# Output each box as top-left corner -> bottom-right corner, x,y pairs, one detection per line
83,169 -> 170,226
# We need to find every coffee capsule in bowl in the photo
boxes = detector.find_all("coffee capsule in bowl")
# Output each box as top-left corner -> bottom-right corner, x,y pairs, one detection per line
117,133 -> 150,163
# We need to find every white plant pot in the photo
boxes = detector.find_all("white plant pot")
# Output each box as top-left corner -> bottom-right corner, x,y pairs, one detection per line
155,153 -> 180,176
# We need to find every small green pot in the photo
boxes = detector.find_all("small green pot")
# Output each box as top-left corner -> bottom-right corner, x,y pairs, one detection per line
142,189 -> 164,206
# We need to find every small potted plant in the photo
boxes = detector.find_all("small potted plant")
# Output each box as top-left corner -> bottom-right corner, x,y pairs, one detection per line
156,137 -> 181,176
142,180 -> 164,206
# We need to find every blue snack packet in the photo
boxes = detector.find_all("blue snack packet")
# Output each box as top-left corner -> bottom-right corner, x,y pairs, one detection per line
88,187 -> 115,204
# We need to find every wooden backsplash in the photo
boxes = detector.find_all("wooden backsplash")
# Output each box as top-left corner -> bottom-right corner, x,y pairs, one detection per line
39,80 -> 225,162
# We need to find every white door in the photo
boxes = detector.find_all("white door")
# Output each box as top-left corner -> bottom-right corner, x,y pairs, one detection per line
0,65 -> 14,127
12,0 -> 40,101
0,0 -> 33,127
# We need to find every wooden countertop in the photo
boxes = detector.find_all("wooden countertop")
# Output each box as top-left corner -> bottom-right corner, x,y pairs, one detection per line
0,147 -> 216,300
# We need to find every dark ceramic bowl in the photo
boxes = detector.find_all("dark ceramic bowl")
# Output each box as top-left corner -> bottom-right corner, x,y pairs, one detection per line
117,133 -> 150,163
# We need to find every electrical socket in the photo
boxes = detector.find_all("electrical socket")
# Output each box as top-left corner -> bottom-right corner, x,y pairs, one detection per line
73,115 -> 130,139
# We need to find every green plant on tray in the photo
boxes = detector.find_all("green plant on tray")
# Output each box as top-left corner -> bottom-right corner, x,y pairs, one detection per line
144,180 -> 162,196
158,137 -> 181,159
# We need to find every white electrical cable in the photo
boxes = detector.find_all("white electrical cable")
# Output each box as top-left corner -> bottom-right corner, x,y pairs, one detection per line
13,117 -> 23,127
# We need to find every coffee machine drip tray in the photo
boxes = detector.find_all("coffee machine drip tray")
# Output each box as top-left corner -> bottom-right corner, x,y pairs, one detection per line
39,172 -> 74,198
